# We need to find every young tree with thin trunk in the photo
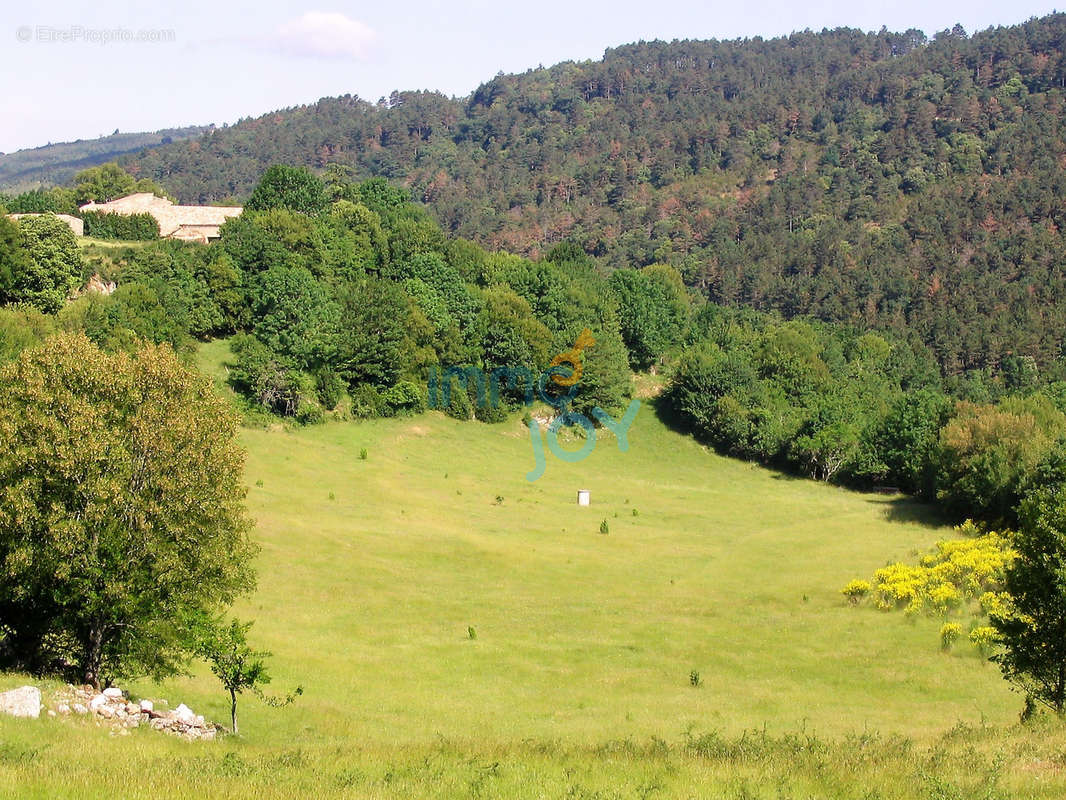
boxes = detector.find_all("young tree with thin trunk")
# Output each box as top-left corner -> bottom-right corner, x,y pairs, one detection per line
196,618 -> 300,735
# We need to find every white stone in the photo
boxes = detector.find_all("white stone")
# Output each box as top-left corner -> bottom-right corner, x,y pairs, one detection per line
103,687 -> 124,699
139,699 -> 154,713
89,694 -> 108,711
0,686 -> 41,719
96,705 -> 115,719
72,703 -> 88,714
173,703 -> 196,723
57,704 -> 70,715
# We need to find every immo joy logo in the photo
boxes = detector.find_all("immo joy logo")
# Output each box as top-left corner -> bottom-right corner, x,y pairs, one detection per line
428,329 -> 641,481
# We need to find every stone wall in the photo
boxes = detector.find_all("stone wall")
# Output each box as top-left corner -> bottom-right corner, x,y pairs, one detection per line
7,213 -> 84,236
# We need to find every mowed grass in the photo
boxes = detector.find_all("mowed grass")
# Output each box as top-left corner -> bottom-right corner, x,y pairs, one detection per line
1,339 -> 1064,798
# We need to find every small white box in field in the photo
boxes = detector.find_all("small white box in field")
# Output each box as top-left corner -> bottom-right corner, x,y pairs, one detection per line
577,490 -> 590,506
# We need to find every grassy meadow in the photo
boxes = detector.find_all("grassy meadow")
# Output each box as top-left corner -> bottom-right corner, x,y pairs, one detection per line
1,339 -> 1064,798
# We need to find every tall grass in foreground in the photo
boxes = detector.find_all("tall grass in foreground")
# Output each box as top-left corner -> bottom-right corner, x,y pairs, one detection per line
1,715 -> 1064,798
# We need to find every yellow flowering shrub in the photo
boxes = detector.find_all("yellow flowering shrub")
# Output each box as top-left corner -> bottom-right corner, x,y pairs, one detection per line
854,521 -> 1015,615
840,579 -> 871,604
929,582 -> 962,612
940,622 -> 962,651
871,563 -> 928,611
979,591 -> 1011,618
969,625 -> 1000,655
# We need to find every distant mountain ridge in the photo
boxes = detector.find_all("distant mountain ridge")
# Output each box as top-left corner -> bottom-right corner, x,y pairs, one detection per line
0,126 -> 211,193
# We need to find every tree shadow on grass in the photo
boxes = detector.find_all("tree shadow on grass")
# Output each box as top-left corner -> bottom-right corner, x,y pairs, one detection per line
650,391 -> 950,531
868,495 -> 948,529
768,471 -> 806,482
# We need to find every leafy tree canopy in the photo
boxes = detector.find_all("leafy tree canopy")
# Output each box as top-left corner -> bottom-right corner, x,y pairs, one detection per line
0,334 -> 257,688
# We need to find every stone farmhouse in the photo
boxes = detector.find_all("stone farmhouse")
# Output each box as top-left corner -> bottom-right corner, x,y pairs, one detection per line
78,193 -> 242,243
6,213 -> 84,237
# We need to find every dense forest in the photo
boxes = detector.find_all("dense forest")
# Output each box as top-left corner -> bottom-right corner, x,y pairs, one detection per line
100,14 -> 1066,378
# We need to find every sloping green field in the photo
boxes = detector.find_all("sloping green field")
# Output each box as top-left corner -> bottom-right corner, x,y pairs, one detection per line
0,341 -> 1061,798
229,401 -> 1010,744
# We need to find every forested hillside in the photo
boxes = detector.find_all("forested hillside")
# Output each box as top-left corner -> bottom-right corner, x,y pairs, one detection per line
0,126 -> 209,193
115,15 -> 1066,376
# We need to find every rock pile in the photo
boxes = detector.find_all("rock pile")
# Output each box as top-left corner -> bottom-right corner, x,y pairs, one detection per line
0,686 -> 41,718
47,685 -> 217,740
83,273 -> 117,296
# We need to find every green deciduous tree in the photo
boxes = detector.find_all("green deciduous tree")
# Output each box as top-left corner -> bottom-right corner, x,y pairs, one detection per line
4,187 -> 78,215
868,388 -> 952,496
246,165 -> 327,216
0,334 -> 257,688
790,392 -> 864,482
8,214 -> 84,313
334,279 -> 411,389
73,162 -> 167,204
325,200 -> 387,280
0,216 -> 31,304
609,265 -> 689,369
250,266 -> 339,370
937,395 -> 1066,524
992,482 -> 1066,714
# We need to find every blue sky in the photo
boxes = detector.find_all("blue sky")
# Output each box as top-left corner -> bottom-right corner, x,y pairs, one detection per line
1,0 -> 1061,154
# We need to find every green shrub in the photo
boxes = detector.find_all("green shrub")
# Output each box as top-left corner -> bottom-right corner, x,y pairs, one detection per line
293,371 -> 324,425
383,380 -> 426,417
350,383 -> 385,418
445,380 -> 474,420
314,368 -> 346,411
599,519 -> 609,535
0,306 -> 55,362
229,334 -> 300,416
226,338 -> 323,423
474,394 -> 511,423
81,211 -> 159,240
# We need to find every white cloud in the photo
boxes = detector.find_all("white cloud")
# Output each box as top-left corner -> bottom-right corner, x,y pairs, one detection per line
272,11 -> 378,60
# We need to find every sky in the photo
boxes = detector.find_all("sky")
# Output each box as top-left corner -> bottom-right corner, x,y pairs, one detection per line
1,0 -> 1062,154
